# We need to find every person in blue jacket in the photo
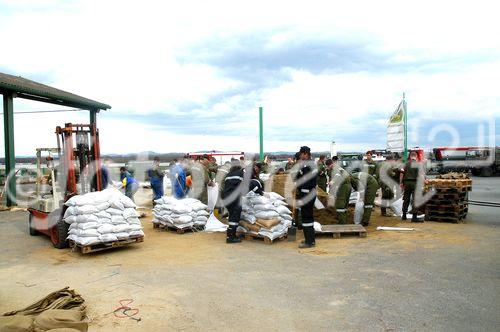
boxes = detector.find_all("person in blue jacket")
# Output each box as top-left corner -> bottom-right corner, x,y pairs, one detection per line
148,157 -> 164,202
171,159 -> 187,199
120,167 -> 139,202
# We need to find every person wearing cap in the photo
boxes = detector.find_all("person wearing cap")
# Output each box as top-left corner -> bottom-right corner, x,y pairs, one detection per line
221,159 -> 245,243
295,146 -> 317,248
350,171 -> 379,226
327,156 -> 352,224
317,154 -> 328,192
190,154 -> 213,205
400,151 -> 424,222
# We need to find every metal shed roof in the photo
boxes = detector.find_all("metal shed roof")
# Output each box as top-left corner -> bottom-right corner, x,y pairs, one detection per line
0,72 -> 111,110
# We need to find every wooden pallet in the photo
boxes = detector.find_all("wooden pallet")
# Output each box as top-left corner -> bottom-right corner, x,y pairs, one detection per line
426,215 -> 466,223
426,209 -> 468,218
426,186 -> 469,193
316,224 -> 367,238
153,223 -> 195,234
69,236 -> 144,254
425,203 -> 468,211
426,179 -> 472,188
237,232 -> 287,244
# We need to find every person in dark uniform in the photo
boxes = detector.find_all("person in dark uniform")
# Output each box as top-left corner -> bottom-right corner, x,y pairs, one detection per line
378,155 -> 399,216
295,146 -> 317,248
400,151 -> 423,222
317,155 -> 328,192
350,172 -> 379,226
362,151 -> 377,177
249,162 -> 265,196
221,160 -> 245,243
327,157 -> 352,224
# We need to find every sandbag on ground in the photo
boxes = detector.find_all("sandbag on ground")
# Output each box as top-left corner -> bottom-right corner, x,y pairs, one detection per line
33,310 -> 87,332
0,315 -> 34,332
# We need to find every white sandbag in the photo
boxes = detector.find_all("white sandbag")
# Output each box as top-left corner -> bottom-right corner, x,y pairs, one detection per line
76,214 -> 99,224
98,218 -> 112,224
250,196 -> 270,205
115,232 -> 130,240
66,234 -> 78,241
96,210 -> 112,219
127,217 -> 141,225
241,213 -> 257,224
129,230 -> 145,237
76,205 -> 99,215
179,197 -> 199,205
207,183 -> 219,211
354,201 -> 364,225
161,204 -> 174,211
176,215 -> 193,224
78,222 -> 100,230
113,224 -> 130,233
123,208 -> 140,219
258,230 -> 285,240
75,237 -> 100,246
254,204 -> 276,211
106,208 -> 123,215
63,207 -> 77,218
109,197 -> 125,210
190,201 -> 208,211
267,192 -> 285,201
175,222 -> 194,229
120,194 -> 137,208
196,216 -> 208,222
97,224 -> 114,234
273,200 -> 287,206
64,216 -> 77,224
313,221 -> 322,232
197,210 -> 209,217
172,205 -> 193,214
255,210 -> 279,219
280,214 -> 293,221
276,205 -> 292,214
75,229 -> 100,237
111,215 -> 127,224
282,219 -> 292,228
204,213 -> 228,232
391,198 -> 403,216
96,202 -> 110,211
162,196 -> 179,204
314,198 -> 325,210
129,224 -> 143,231
99,233 -> 118,242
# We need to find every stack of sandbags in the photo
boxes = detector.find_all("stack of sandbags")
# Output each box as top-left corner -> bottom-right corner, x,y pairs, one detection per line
238,191 -> 293,240
152,196 -> 210,230
64,188 -> 144,246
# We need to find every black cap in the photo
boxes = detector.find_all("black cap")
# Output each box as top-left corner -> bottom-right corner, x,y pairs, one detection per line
254,162 -> 263,169
294,152 -> 300,160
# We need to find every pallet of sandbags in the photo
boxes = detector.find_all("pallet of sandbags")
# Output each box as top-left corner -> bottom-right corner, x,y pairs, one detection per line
64,188 -> 145,253
238,191 -> 293,244
152,196 -> 210,233
69,236 -> 144,254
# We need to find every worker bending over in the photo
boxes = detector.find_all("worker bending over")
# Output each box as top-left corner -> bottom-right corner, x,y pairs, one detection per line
295,146 -> 317,248
350,172 -> 379,226
120,167 -> 139,202
221,160 -> 245,243
148,157 -> 164,202
327,157 -> 352,224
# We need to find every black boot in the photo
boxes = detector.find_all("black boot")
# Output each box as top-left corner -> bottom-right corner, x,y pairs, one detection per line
402,211 -> 407,221
226,226 -> 241,243
381,207 -> 387,217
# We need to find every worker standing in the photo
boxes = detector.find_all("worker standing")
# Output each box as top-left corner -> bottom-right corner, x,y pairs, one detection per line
171,159 -> 187,199
208,156 -> 219,181
327,157 -> 352,225
378,155 -> 399,216
362,151 -> 377,177
190,155 -> 213,205
120,167 -> 139,202
221,160 -> 244,243
317,154 -> 328,192
148,157 -> 164,202
350,172 -> 379,226
249,162 -> 266,195
295,146 -> 317,248
400,151 -> 423,222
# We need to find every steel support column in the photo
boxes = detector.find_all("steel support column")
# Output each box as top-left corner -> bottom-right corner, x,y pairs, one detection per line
3,93 -> 16,206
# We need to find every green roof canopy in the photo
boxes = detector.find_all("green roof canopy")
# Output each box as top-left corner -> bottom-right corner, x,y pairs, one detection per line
0,72 -> 111,110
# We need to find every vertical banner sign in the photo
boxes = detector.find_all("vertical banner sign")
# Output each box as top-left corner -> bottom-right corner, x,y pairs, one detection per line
387,98 -> 406,153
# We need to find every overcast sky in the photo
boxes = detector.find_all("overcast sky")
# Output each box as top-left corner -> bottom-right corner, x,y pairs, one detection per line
1,0 -> 499,156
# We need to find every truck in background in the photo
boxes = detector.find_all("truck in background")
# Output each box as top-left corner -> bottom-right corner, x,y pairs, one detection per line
432,146 -> 500,176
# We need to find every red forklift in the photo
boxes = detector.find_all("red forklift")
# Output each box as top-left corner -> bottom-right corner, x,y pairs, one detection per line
27,123 -> 103,248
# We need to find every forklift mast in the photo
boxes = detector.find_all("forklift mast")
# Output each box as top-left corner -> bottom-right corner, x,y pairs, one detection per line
55,123 -> 102,202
